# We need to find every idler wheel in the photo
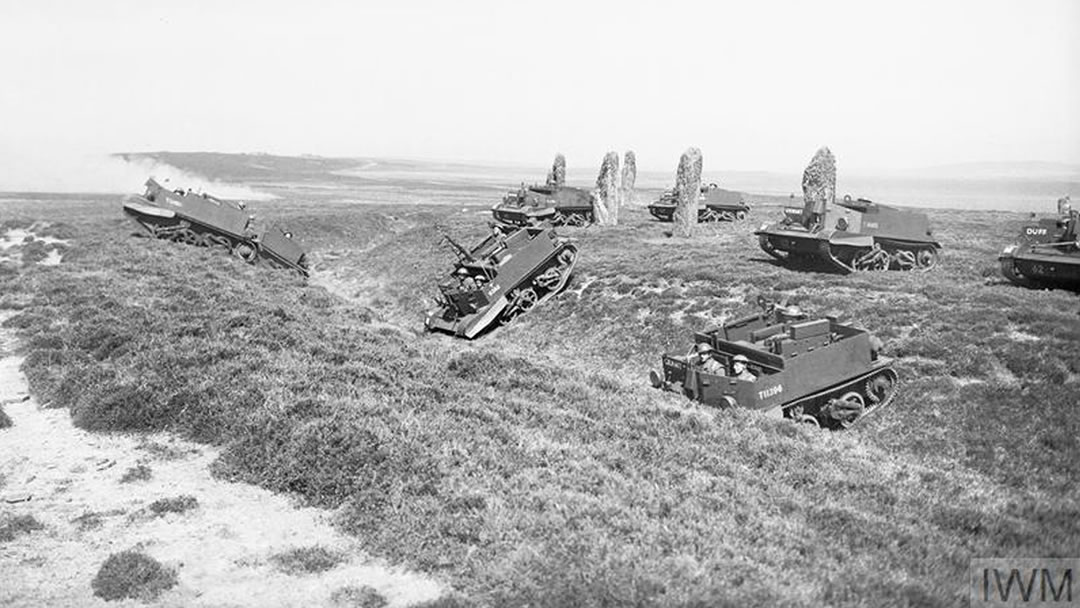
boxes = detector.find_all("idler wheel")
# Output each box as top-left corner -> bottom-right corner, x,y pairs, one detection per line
558,248 -> 576,267
916,248 -> 939,270
232,241 -> 258,264
866,373 -> 895,405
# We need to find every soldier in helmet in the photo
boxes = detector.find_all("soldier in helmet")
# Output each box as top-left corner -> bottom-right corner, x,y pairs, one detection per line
456,267 -> 478,290
694,342 -> 725,375
1058,195 -> 1072,219
731,354 -> 757,382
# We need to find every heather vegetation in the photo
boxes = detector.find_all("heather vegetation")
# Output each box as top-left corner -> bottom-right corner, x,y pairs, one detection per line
0,513 -> 44,542
91,550 -> 177,601
1,178 -> 1077,606
147,495 -> 199,516
271,546 -> 347,575
119,463 -> 152,483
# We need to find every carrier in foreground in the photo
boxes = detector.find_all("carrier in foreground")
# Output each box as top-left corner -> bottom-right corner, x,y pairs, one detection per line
650,298 -> 898,429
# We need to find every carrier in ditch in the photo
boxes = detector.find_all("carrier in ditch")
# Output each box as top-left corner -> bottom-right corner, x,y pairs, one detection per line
755,194 -> 940,273
649,298 -> 898,429
648,183 -> 750,222
491,183 -> 596,227
999,199 -> 1080,289
122,178 -> 309,276
425,224 -> 578,339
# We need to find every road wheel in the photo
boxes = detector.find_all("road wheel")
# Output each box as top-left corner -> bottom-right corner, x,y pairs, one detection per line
837,391 -> 866,429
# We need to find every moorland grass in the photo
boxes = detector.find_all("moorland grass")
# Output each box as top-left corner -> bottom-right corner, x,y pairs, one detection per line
119,464 -> 152,483
0,514 -> 44,542
270,546 -> 347,575
91,550 -> 177,601
147,495 -> 198,516
1,197 -> 1077,606
329,585 -> 387,608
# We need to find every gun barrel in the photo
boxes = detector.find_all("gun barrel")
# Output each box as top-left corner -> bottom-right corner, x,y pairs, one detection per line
442,234 -> 474,262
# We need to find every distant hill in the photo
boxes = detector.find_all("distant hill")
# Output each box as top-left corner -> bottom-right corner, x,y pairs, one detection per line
856,161 -> 1080,181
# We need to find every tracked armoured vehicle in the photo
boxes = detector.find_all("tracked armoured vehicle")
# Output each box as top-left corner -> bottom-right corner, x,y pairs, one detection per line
491,184 -> 596,227
123,178 -> 309,276
425,224 -> 577,338
650,298 -> 898,429
648,183 -> 750,222
999,204 -> 1080,289
755,194 -> 940,273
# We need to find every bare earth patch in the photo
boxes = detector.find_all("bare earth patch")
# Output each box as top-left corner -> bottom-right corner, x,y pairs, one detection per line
0,329 -> 442,607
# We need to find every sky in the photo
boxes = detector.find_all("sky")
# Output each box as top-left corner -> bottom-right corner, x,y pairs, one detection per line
0,0 -> 1077,188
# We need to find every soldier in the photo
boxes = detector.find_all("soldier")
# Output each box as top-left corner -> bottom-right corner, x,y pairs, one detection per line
694,343 -> 725,375
1058,195 -> 1072,218
732,354 -> 757,382
456,267 -> 477,290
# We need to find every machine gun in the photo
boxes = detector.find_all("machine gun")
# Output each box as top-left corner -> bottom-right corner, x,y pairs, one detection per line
441,233 -> 475,263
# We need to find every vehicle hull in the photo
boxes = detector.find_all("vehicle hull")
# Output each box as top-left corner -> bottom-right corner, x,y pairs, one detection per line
425,226 -> 577,339
122,179 -> 309,276
755,198 -> 940,273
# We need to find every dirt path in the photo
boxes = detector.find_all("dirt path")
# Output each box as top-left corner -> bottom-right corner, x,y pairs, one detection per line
0,321 -> 443,607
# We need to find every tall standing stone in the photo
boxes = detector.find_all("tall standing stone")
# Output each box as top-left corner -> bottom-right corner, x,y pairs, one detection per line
619,150 -> 637,207
801,147 -> 836,228
593,151 -> 620,226
546,153 -> 567,188
673,147 -> 703,236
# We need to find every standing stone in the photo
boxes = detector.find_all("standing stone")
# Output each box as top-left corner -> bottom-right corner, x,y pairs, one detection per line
593,151 -> 620,226
801,147 -> 836,228
619,150 -> 637,207
546,153 -> 567,188
673,147 -> 703,236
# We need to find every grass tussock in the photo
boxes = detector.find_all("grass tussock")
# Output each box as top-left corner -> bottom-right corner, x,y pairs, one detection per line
119,464 -> 152,483
147,495 -> 198,516
0,513 -> 45,542
91,550 -> 177,601
2,194 -> 1078,606
270,545 -> 347,575
330,585 -> 387,608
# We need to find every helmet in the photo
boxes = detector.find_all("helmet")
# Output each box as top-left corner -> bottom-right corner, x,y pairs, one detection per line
733,354 -> 749,364
695,342 -> 714,354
